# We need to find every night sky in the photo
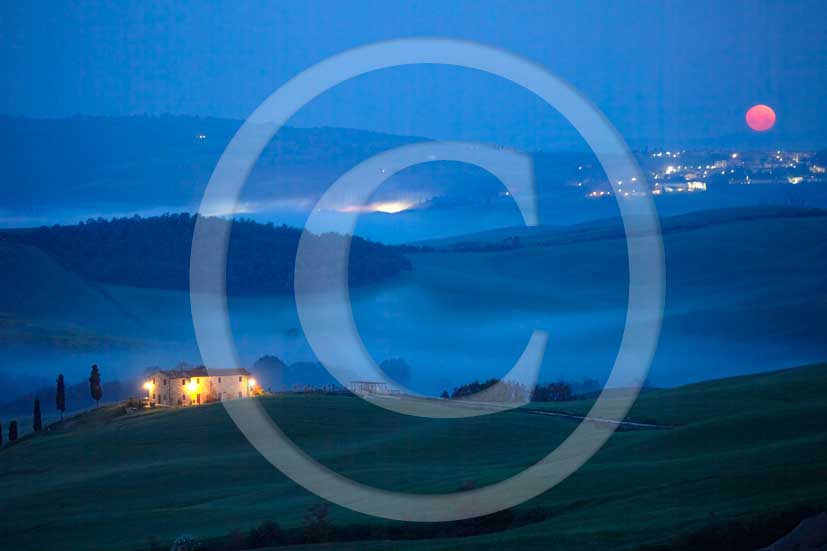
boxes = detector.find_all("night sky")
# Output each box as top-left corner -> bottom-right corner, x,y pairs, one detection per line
2,1 -> 826,149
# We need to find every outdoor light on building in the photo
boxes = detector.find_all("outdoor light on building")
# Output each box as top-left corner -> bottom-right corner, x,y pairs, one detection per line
248,378 -> 257,388
187,380 -> 198,393
143,381 -> 152,391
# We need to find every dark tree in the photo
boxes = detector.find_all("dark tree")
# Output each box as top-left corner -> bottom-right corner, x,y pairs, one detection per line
451,378 -> 499,399
9,420 -> 18,442
531,381 -> 573,402
440,390 -> 450,399
303,503 -> 331,543
33,399 -> 43,432
56,374 -> 66,420
89,364 -> 103,407
0,421 -> 3,446
247,521 -> 285,548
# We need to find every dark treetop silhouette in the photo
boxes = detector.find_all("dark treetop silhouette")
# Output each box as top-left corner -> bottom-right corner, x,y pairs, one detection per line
89,365 -> 103,408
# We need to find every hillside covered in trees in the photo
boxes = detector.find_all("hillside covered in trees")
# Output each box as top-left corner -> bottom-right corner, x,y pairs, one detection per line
1,214 -> 411,295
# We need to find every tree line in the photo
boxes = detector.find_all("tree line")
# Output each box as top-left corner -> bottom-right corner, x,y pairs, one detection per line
444,378 -> 577,402
1,364 -> 103,446
8,213 -> 411,295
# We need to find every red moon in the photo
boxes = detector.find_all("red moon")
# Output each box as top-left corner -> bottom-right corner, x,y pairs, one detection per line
746,104 -> 776,132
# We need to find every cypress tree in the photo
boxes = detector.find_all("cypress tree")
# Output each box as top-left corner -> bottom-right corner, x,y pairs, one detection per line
89,364 -> 103,408
33,398 -> 43,432
56,374 -> 66,420
9,420 -> 18,442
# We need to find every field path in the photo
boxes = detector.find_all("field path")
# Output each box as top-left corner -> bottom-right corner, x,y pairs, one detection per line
523,407 -> 673,429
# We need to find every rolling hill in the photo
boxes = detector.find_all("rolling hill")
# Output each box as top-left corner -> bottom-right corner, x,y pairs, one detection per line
1,214 -> 410,295
2,205 -> 827,401
1,364 -> 825,550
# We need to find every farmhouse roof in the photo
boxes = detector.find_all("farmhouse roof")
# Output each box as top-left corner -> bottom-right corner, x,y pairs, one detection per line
151,366 -> 251,378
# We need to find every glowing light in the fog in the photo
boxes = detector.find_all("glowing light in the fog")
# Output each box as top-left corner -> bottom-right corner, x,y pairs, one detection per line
746,104 -> 776,132
340,200 -> 415,214
372,201 -> 413,213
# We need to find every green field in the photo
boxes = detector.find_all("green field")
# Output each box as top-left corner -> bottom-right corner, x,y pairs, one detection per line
1,364 -> 826,550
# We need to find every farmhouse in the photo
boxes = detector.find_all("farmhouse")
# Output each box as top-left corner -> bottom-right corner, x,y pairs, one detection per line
347,381 -> 391,395
143,366 -> 255,406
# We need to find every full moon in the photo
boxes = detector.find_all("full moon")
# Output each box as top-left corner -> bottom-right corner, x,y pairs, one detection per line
746,104 -> 776,132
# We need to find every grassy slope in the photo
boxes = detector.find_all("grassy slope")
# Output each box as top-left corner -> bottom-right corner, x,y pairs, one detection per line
1,364 -> 826,550
406,211 -> 827,314
0,239 -> 146,347
412,206 -> 827,249
403,213 -> 827,386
